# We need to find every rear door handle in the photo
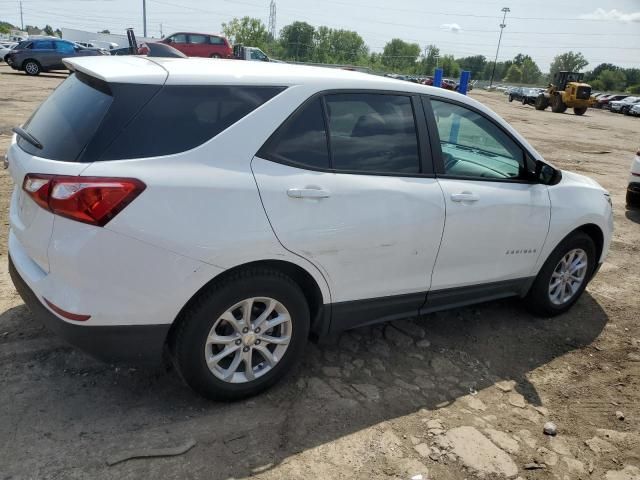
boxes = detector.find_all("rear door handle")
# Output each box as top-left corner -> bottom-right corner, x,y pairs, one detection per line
451,192 -> 479,203
287,188 -> 331,199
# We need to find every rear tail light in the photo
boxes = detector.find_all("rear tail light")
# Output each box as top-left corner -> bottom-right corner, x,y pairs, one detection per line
22,174 -> 145,226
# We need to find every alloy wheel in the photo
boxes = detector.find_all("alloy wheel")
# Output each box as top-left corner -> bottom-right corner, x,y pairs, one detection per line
204,297 -> 292,383
548,248 -> 588,305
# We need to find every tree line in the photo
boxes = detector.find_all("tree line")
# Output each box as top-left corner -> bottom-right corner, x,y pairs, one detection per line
2,16 -> 638,92
223,17 -> 639,92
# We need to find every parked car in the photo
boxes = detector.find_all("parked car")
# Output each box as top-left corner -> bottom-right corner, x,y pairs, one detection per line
597,94 -> 628,110
144,32 -> 232,58
520,88 -> 545,105
627,149 -> 640,208
8,56 -> 613,400
508,87 -> 523,102
610,97 -> 640,114
441,78 -> 458,90
0,42 -> 17,62
630,104 -> 640,117
5,38 -> 107,75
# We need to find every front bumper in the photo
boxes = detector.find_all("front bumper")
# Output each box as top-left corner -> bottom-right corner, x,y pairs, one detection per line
9,256 -> 170,365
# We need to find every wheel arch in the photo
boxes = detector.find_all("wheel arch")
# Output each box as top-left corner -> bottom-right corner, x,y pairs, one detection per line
574,223 -> 604,265
167,259 -> 329,348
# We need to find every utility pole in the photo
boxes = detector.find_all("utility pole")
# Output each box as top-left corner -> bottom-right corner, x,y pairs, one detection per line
489,7 -> 510,89
20,0 -> 24,30
142,0 -> 147,38
160,22 -> 163,38
268,0 -> 277,39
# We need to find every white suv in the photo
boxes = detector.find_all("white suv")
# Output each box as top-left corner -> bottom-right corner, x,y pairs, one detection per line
8,57 -> 613,400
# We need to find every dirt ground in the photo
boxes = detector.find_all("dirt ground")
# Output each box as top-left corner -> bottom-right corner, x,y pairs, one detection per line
0,64 -> 638,480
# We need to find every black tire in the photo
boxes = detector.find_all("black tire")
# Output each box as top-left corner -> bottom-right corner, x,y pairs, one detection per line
23,59 -> 41,76
551,94 -> 567,113
508,95 -> 514,102
210,53 -> 221,58
535,95 -> 548,110
524,231 -> 596,317
573,107 -> 587,116
172,268 -> 310,401
522,97 -> 527,105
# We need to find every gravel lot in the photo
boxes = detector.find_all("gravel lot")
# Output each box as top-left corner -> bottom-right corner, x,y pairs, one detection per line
1,65 -> 638,480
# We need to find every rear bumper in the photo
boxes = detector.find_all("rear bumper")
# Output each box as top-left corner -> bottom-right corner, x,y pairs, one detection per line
9,255 -> 170,365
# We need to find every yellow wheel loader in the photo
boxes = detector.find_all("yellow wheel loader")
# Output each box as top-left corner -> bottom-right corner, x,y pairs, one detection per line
535,71 -> 595,116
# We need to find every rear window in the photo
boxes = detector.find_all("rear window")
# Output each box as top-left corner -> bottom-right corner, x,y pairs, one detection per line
100,86 -> 284,160
18,74 -> 284,162
18,73 -> 113,161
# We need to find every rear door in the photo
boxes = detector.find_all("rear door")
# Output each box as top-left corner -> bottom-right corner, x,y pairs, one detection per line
53,40 -> 75,68
187,34 -> 209,57
31,40 -> 56,69
252,92 -> 446,311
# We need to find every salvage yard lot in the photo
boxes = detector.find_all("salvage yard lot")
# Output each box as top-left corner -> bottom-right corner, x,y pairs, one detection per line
0,64 -> 638,479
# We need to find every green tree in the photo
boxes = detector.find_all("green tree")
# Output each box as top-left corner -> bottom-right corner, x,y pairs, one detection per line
512,53 -> 534,66
505,64 -> 522,83
328,29 -> 368,64
43,25 -> 54,36
549,51 -> 588,77
623,68 -> 640,87
597,69 -> 627,91
456,55 -> 486,77
520,58 -> 542,84
417,44 -> 440,75
381,38 -> 420,72
279,21 -> 315,61
54,28 -> 62,38
0,21 -> 14,35
222,17 -> 270,51
585,63 -> 618,82
440,54 -> 460,78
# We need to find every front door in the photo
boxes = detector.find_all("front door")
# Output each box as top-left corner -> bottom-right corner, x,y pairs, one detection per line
252,93 -> 446,314
425,97 -> 551,292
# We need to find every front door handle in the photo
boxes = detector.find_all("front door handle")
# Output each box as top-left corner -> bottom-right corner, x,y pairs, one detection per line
451,192 -> 479,203
287,188 -> 331,199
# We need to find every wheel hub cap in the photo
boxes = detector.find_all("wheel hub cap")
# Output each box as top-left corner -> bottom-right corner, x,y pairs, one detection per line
548,248 -> 588,306
204,297 -> 292,384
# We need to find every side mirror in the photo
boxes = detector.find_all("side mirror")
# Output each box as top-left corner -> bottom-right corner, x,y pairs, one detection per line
535,160 -> 562,185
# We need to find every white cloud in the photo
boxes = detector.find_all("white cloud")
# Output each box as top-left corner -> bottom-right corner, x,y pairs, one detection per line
440,23 -> 461,32
580,8 -> 640,22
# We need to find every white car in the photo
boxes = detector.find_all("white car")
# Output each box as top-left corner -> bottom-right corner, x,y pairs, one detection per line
7,56 -> 613,400
0,42 -> 17,62
628,149 -> 640,208
629,104 -> 640,117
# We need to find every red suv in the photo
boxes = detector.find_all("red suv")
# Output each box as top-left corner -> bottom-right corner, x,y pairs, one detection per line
153,32 -> 232,58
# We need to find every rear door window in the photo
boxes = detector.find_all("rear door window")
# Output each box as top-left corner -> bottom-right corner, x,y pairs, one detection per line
258,98 -> 329,169
324,93 -> 420,174
18,73 -> 113,160
33,40 -> 54,50
100,86 -> 284,160
209,36 -> 225,45
55,41 -> 75,54
189,34 -> 208,44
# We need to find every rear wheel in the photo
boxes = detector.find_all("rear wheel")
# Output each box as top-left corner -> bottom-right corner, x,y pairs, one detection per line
172,269 -> 310,401
573,107 -> 587,116
524,231 -> 595,317
522,97 -> 527,105
23,60 -> 41,76
551,94 -> 567,113
210,53 -> 221,58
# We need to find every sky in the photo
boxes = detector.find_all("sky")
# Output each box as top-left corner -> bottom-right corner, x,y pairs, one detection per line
1,0 -> 639,71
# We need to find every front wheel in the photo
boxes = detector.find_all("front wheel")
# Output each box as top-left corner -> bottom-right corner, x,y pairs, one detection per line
573,107 -> 587,116
172,269 -> 310,401
508,95 -> 514,102
524,231 -> 595,317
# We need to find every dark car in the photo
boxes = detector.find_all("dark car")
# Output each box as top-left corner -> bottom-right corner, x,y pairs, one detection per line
596,94 -> 628,110
519,87 -> 544,105
140,32 -> 232,58
5,38 -> 107,75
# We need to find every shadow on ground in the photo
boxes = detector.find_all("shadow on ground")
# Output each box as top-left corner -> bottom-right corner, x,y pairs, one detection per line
0,293 -> 607,478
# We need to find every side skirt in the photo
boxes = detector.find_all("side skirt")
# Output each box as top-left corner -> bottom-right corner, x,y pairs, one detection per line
327,277 -> 535,335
